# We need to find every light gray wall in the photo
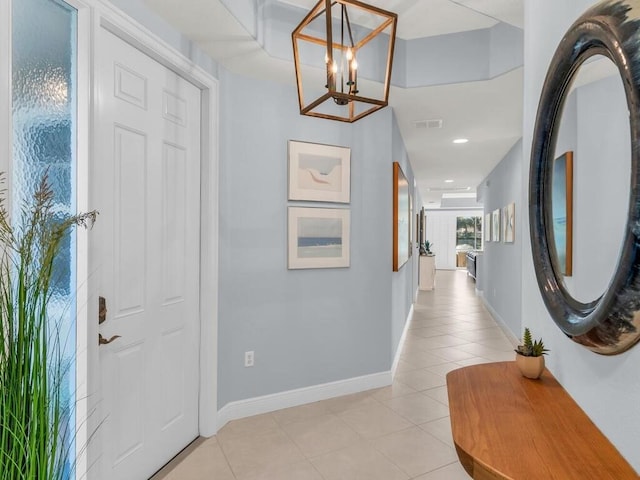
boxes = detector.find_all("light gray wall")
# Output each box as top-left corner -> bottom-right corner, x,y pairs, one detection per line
404,23 -> 522,87
391,113 -> 418,360
405,29 -> 490,87
565,75 -> 629,302
477,139 -> 522,338
103,0 -> 417,419
489,22 -> 524,78
218,0 -> 522,88
218,68 -> 410,407
523,0 -> 640,471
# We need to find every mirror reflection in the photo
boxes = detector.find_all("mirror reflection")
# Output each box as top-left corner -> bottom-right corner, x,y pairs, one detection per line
552,55 -> 631,304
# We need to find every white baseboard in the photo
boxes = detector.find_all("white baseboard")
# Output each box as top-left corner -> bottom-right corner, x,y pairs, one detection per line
215,303 -> 418,432
480,295 -> 518,346
217,370 -> 391,431
391,304 -> 414,379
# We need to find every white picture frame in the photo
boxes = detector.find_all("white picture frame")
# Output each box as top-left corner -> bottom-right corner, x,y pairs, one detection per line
288,207 -> 350,269
492,208 -> 501,242
288,140 -> 351,203
485,213 -> 491,242
505,202 -> 515,243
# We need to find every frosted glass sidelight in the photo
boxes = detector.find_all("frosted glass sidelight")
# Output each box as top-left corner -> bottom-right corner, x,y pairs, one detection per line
12,0 -> 78,476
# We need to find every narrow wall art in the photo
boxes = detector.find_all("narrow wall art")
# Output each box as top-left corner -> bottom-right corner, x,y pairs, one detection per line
504,202 -> 515,243
485,213 -> 491,242
552,151 -> 573,276
393,162 -> 410,271
492,208 -> 500,242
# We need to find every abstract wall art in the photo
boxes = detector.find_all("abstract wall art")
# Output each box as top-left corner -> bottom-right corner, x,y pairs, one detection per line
288,140 -> 350,203
288,207 -> 350,269
492,208 -> 500,242
504,202 -> 515,243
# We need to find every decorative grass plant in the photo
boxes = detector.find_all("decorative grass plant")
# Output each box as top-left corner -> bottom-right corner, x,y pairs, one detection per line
0,177 -> 96,480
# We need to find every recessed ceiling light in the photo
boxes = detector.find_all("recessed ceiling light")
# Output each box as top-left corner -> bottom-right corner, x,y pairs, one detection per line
444,179 -> 454,183
453,138 -> 469,144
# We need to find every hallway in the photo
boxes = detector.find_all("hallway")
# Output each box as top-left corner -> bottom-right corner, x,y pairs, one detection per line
154,270 -> 516,480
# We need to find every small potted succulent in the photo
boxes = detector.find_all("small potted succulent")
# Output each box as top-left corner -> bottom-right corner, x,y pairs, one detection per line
515,327 -> 549,379
421,240 -> 434,256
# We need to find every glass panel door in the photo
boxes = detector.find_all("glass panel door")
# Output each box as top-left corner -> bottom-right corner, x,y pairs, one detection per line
12,0 -> 77,476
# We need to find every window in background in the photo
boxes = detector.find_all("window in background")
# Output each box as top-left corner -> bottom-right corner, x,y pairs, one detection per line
456,216 -> 482,251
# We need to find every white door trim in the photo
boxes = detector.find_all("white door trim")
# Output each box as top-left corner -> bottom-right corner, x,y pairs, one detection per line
68,1 -> 92,477
92,0 -> 220,434
83,1 -> 219,477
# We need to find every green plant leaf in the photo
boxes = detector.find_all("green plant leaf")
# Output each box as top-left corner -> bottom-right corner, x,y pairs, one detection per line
0,175 -> 97,480
516,327 -> 549,357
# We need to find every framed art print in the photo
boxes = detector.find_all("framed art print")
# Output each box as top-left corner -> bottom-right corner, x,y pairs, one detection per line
485,213 -> 491,242
504,202 -> 515,243
393,162 -> 410,271
492,208 -> 500,242
288,207 -> 350,269
552,151 -> 573,275
288,140 -> 350,203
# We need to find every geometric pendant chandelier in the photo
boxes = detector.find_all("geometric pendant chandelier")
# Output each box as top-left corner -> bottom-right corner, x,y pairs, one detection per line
292,0 -> 397,123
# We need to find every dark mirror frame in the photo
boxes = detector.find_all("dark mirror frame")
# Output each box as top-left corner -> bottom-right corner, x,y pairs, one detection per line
529,0 -> 640,354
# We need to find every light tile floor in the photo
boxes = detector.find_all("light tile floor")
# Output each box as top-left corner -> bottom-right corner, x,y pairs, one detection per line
153,270 -> 516,480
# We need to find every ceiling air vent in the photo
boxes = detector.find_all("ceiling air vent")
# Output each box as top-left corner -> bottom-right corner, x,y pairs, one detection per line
414,119 -> 443,129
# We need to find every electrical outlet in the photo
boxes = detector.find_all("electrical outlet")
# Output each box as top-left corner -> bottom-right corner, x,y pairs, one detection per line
244,351 -> 254,367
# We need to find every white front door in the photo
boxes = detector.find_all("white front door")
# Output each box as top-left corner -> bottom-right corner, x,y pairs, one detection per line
94,27 -> 201,480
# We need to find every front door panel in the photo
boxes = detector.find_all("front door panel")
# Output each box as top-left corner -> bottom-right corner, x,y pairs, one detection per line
95,27 -> 201,480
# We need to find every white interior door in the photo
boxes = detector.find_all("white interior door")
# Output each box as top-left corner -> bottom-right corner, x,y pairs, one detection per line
95,27 -> 201,480
426,215 -> 457,270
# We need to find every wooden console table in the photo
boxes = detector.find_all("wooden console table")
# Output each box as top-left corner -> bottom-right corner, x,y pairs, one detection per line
446,362 -> 638,479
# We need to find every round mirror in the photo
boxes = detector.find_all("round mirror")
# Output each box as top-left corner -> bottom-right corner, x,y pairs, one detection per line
529,1 -> 640,354
552,56 -> 630,304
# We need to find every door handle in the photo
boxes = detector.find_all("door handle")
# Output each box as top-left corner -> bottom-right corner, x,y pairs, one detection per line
99,296 -> 107,325
99,333 -> 121,345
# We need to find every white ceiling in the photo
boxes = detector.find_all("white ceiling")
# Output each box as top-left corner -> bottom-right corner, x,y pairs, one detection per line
142,0 -> 524,207
392,67 -> 522,202
281,0 -> 497,39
